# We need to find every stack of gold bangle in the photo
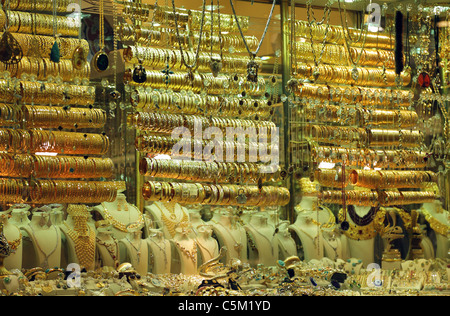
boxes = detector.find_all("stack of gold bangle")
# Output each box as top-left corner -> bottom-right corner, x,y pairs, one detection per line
116,23 -> 162,46
136,134 -> 279,161
0,57 -> 90,82
319,190 -> 379,207
360,109 -> 418,128
0,178 -> 27,203
9,0 -> 73,12
142,181 -> 290,206
306,124 -> 368,145
131,89 -> 272,118
292,20 -> 395,49
139,158 -> 282,184
368,129 -> 423,148
19,81 -> 95,106
0,104 -> 16,125
129,112 -> 276,135
6,11 -> 79,36
295,41 -> 395,68
0,153 -> 114,179
350,170 -> 437,189
314,168 -> 350,188
295,82 -> 413,108
29,180 -> 118,204
23,105 -> 107,129
295,63 -> 411,87
124,46 -> 262,74
380,190 -> 436,206
12,33 -> 89,60
310,145 -> 429,169
304,104 -> 359,125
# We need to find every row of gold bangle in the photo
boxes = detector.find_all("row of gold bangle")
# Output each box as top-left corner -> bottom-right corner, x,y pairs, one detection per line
142,181 -> 290,206
350,170 -> 437,189
0,178 -> 27,203
306,124 -> 368,145
23,105 -> 107,129
12,33 -> 89,60
129,112 -> 276,135
5,10 -> 79,36
379,190 -> 436,206
0,153 -> 114,179
124,46 -> 262,74
126,70 -> 266,97
319,190 -> 380,207
0,104 -> 15,125
295,41 -> 395,69
313,169 -> 350,188
131,89 -> 273,118
29,180 -> 119,204
368,129 -> 423,148
292,20 -> 395,49
1,57 -> 90,82
0,129 -> 109,155
295,82 -> 412,108
304,105 -> 418,128
295,63 -> 411,87
140,158 -> 282,184
8,0 -> 74,12
310,146 -> 429,169
136,134 -> 279,161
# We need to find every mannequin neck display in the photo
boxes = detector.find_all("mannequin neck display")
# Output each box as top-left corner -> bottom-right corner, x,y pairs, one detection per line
1,214 -> 22,271
211,213 -> 247,263
48,204 -> 64,227
119,230 -> 147,276
23,212 -> 61,270
171,227 -> 197,275
421,202 -> 449,259
9,209 -> 30,228
289,209 -> 324,262
194,225 -> 219,265
62,209 -> 96,271
97,193 -> 144,240
342,205 -> 376,267
273,221 -> 297,260
96,223 -> 120,270
295,196 -> 318,213
147,229 -> 171,274
245,214 -> 277,266
322,228 -> 343,261
145,201 -> 189,240
189,210 -> 205,233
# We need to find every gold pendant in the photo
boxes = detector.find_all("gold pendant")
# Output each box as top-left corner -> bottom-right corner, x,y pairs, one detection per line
72,45 -> 87,70
93,50 -> 109,72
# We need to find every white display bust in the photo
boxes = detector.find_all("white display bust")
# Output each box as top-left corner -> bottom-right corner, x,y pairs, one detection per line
95,221 -> 120,270
211,212 -> 247,263
22,211 -> 61,270
146,229 -> 171,274
1,213 -> 22,271
289,196 -> 324,262
193,225 -> 220,265
170,225 -> 197,275
272,221 -> 297,260
7,204 -> 31,228
245,213 -> 277,267
421,201 -> 449,259
145,201 -> 190,240
119,228 -> 148,276
48,204 -> 65,227
94,192 -> 144,240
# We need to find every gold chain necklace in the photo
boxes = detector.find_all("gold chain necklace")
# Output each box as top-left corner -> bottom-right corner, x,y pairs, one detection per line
63,222 -> 95,269
93,0 -> 109,72
155,203 -> 189,238
175,241 -> 197,265
338,207 -> 385,241
96,235 -> 119,268
101,203 -> 144,233
421,207 -> 449,237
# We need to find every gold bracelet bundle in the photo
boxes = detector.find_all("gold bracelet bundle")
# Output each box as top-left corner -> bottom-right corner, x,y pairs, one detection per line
124,46 -> 262,74
295,41 -> 395,68
295,82 -> 412,108
0,104 -> 16,125
295,63 -> 411,87
131,89 -> 271,118
8,0 -> 73,12
304,105 -> 359,125
11,33 -> 89,60
136,134 -> 279,162
306,124 -> 368,145
6,11 -> 79,36
129,112 -> 276,135
140,158 -> 282,184
29,180 -> 118,204
310,146 -> 429,169
368,129 -> 423,148
0,153 -> 114,179
23,105 -> 107,129
0,178 -> 27,203
142,181 -> 290,206
379,190 -> 436,206
350,170 -> 437,189
319,190 -> 379,207
1,57 -> 90,82
116,23 -> 162,46
19,81 -> 95,106
291,20 -> 395,49
313,168 -> 350,188
360,109 -> 418,128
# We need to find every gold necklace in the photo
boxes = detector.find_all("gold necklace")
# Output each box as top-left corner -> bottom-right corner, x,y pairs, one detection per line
175,241 -> 197,265
101,203 -> 144,233
338,207 -> 386,241
421,207 -> 449,237
96,235 -> 119,268
63,222 -> 96,269
155,203 -> 189,238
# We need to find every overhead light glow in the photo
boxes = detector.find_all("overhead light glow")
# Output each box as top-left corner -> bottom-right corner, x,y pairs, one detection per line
35,152 -> 58,156
318,162 -> 335,169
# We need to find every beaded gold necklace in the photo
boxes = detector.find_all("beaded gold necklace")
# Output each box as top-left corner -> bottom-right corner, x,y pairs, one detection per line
155,202 -> 189,238
101,203 -> 144,233
338,207 -> 386,241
